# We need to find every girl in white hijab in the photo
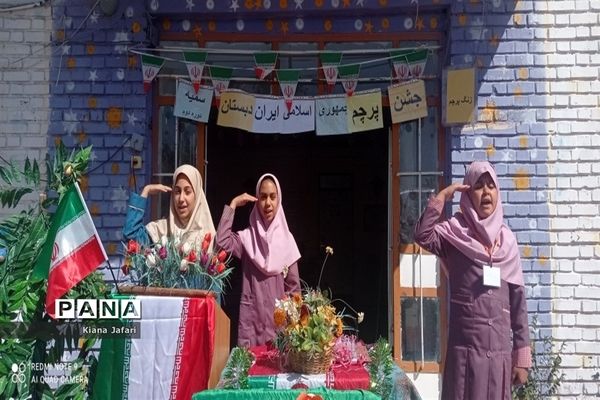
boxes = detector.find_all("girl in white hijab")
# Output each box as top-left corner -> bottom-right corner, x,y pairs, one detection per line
123,164 -> 216,248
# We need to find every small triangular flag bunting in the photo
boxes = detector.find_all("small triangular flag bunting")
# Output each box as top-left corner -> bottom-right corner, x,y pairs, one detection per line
254,52 -> 278,80
276,69 -> 300,111
183,51 -> 207,93
338,64 -> 361,96
141,54 -> 165,92
209,66 -> 233,104
406,49 -> 428,78
390,49 -> 412,81
320,52 -> 343,92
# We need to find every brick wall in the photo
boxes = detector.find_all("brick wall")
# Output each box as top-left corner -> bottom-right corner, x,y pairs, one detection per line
450,1 -> 600,397
0,3 -> 52,218
48,0 -> 150,263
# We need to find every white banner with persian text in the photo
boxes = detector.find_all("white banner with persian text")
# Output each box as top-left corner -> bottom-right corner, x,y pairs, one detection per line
315,95 -> 348,135
174,80 -> 213,123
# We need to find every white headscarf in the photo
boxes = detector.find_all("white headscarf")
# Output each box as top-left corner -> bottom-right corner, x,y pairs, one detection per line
146,164 -> 216,247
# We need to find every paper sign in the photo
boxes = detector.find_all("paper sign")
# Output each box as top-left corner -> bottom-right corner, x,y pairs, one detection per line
281,98 -> 315,134
252,95 -> 283,134
217,90 -> 255,132
346,90 -> 383,133
174,80 -> 213,123
388,79 -> 428,124
443,67 -> 476,125
315,95 -> 348,135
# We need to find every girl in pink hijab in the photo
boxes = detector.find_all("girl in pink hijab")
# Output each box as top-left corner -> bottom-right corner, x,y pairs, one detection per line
216,173 -> 301,347
414,161 -> 531,400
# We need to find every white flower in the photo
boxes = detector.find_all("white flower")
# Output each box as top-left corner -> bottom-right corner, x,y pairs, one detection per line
160,235 -> 168,247
181,242 -> 191,255
357,312 -> 364,324
325,246 -> 334,255
180,259 -> 189,272
146,252 -> 157,267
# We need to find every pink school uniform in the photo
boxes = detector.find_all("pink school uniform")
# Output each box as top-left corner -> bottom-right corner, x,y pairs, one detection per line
414,161 -> 531,400
216,173 -> 301,347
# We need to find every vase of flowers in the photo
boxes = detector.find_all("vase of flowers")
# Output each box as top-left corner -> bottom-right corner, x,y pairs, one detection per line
121,232 -> 233,296
273,246 -> 363,374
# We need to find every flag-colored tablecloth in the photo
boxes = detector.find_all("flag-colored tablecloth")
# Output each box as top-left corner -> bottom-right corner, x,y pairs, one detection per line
193,388 -> 381,400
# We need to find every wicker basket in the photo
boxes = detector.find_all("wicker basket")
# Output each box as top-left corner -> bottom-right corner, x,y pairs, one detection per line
287,347 -> 333,374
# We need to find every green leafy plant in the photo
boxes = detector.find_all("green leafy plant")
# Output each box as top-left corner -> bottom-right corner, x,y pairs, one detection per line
0,140 -> 108,399
367,338 -> 394,400
512,315 -> 566,400
221,347 -> 255,389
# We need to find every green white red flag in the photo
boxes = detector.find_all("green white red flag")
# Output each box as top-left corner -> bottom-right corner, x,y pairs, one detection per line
183,51 -> 208,93
33,183 -> 107,318
141,54 -> 165,92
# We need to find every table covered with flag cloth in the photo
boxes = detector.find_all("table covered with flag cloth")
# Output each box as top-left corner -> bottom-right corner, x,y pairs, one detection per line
193,388 -> 381,399
195,345 -> 421,400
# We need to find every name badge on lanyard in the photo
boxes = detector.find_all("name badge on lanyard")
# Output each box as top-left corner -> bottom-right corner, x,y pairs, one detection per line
483,264 -> 501,288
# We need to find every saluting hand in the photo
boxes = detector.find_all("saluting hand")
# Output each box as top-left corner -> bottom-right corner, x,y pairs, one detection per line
141,184 -> 172,198
229,193 -> 258,210
435,182 -> 470,203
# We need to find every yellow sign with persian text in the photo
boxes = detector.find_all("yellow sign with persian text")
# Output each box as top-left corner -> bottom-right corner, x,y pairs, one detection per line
217,90 -> 255,132
388,80 -> 428,124
444,67 -> 475,125
346,90 -> 383,133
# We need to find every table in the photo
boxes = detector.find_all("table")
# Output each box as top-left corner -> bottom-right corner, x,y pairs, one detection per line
193,345 -> 422,400
193,388 -> 381,399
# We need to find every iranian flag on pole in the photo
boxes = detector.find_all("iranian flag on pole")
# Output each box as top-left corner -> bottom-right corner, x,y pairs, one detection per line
93,296 -> 216,400
33,183 -> 107,318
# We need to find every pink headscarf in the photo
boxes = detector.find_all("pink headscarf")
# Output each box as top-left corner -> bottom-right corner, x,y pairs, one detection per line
238,173 -> 301,276
434,161 -> 524,286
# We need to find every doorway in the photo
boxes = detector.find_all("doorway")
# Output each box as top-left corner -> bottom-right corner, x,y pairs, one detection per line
205,123 -> 389,345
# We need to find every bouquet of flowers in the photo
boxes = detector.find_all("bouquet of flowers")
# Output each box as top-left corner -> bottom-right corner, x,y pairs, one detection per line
273,246 -> 364,374
121,232 -> 233,294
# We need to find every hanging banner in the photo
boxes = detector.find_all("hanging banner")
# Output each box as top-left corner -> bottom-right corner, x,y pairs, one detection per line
183,51 -> 207,93
252,95 -> 283,134
443,67 -> 476,126
338,64 -> 361,96
217,90 -> 255,132
315,95 -> 348,136
141,54 -> 165,92
251,96 -> 314,134
388,79 -> 428,124
320,52 -> 343,92
281,98 -> 315,134
347,89 -> 383,133
209,66 -> 233,103
406,49 -> 428,78
174,80 -> 213,123
390,49 -> 411,81
254,52 -> 278,80
276,69 -> 300,112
